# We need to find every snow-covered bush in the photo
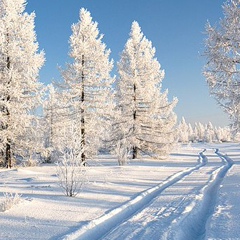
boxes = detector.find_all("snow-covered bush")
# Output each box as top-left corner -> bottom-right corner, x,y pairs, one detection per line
215,126 -> 232,142
0,192 -> 22,212
116,139 -> 130,166
22,158 -> 39,167
56,149 -> 86,197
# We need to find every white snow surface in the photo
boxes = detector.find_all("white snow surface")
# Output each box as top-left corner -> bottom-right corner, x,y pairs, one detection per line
0,142 -> 239,240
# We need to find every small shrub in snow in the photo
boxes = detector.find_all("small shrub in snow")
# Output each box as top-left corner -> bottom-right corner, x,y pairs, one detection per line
56,150 -> 86,197
22,158 -> 39,167
116,139 -> 129,166
0,192 -> 22,212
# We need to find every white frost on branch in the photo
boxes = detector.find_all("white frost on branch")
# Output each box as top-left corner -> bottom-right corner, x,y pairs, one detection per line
0,0 -> 44,167
61,8 -> 115,162
115,21 -> 178,159
204,0 -> 240,132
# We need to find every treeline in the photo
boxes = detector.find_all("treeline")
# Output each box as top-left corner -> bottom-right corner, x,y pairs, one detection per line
178,117 -> 232,144
1,0 -> 236,168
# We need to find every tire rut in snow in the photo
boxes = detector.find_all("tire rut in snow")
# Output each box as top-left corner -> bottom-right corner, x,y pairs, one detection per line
166,149 -> 234,240
61,151 -> 207,240
102,152 -> 220,240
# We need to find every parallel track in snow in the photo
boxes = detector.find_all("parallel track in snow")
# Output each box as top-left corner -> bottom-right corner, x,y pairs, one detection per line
164,149 -> 234,240
101,149 -> 230,240
101,164 -> 221,240
62,149 -> 231,240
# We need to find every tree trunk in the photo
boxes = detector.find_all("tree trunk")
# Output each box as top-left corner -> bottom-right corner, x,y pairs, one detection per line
6,142 -> 11,168
132,146 -> 137,159
81,88 -> 85,164
5,50 -> 11,168
132,83 -> 138,159
47,103 -> 54,163
81,55 -> 86,164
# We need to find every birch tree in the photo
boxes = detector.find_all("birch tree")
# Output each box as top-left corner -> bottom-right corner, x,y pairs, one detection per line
204,0 -> 240,132
62,8 -> 115,163
0,0 -> 44,167
117,21 -> 178,159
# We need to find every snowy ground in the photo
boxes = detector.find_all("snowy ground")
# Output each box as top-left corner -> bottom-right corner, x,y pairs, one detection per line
0,142 -> 239,240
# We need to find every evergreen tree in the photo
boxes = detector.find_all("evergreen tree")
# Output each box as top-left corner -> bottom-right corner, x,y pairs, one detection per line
117,21 -> 177,159
0,0 -> 44,167
62,8 -> 115,163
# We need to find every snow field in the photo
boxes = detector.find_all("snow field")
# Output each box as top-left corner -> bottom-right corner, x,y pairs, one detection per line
100,149 -> 228,240
62,153 -> 206,240
0,143 -> 239,240
0,159 -> 188,239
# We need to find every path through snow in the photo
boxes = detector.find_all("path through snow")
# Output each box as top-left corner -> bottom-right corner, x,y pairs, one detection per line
165,149 -> 233,240
62,149 -> 232,240
62,148 -> 234,240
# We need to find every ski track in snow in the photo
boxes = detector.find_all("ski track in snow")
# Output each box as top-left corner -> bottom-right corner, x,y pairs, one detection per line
61,149 -> 214,240
101,157 -> 220,239
100,149 -> 228,240
164,148 -> 234,240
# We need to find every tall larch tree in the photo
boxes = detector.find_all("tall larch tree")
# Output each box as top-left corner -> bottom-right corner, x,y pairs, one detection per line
0,0 -> 44,168
62,8 -> 115,163
117,21 -> 178,159
204,0 -> 240,132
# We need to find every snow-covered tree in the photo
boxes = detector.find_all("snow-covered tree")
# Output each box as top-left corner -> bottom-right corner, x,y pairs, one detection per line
42,84 -> 66,162
177,118 -> 232,143
116,21 -> 178,159
194,122 -> 205,142
0,0 -> 44,167
188,123 -> 195,142
42,85 -> 55,162
204,0 -> 240,132
215,126 -> 232,142
178,117 -> 189,143
56,124 -> 86,197
115,138 -> 130,166
62,8 -> 115,163
204,121 -> 215,143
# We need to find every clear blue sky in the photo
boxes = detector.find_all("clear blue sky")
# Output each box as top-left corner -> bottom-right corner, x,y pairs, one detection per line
26,0 -> 229,127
